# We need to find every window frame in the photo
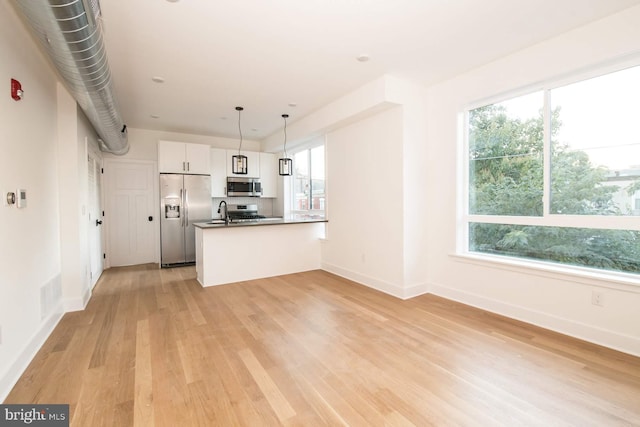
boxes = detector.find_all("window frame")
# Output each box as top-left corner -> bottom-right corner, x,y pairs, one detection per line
289,139 -> 326,219
460,57 -> 640,280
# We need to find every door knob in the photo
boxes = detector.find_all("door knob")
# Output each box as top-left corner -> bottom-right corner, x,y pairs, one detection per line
96,219 -> 103,226
148,216 -> 153,221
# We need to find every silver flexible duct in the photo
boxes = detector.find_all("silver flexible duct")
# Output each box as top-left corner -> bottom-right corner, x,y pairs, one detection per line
14,0 -> 129,155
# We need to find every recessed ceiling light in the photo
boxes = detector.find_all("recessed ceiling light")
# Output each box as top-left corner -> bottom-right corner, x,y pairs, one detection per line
288,102 -> 297,108
166,0 -> 179,3
356,54 -> 370,62
151,76 -> 165,83
150,114 -> 160,119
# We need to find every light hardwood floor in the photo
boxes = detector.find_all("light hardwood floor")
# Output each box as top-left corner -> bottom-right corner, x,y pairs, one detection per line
5,265 -> 640,426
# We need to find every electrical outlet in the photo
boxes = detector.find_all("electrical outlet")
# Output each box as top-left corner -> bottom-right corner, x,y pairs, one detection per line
592,290 -> 604,307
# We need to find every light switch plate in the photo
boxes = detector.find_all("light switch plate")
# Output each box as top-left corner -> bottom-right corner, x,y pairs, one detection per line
16,189 -> 27,208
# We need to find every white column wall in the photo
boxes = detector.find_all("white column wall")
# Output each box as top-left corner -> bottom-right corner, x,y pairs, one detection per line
387,78 -> 430,296
57,87 -> 103,311
321,107 -> 406,296
56,85 -> 85,310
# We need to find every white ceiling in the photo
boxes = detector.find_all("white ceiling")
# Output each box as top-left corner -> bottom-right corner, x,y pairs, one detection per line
99,0 -> 640,141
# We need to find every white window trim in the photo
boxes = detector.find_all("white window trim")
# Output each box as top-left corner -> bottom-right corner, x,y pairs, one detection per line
452,252 -> 640,292
459,56 -> 640,280
289,137 -> 326,218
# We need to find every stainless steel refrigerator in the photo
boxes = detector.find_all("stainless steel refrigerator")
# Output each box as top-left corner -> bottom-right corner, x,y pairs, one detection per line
160,174 -> 212,266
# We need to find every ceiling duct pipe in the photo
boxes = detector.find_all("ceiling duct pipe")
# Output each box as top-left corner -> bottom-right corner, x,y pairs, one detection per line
13,0 -> 129,155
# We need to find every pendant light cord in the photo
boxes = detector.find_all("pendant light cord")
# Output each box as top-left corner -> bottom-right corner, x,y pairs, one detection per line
283,115 -> 288,158
237,108 -> 243,155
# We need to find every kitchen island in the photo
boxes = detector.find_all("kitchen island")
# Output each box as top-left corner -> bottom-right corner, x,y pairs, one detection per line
194,218 -> 327,287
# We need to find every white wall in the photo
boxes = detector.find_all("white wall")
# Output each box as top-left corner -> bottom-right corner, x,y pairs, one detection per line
425,5 -> 640,356
0,2 -> 64,400
0,2 -> 104,399
305,76 -> 429,298
56,86 -> 96,311
322,107 -> 405,294
57,95 -> 102,312
387,79 -> 429,295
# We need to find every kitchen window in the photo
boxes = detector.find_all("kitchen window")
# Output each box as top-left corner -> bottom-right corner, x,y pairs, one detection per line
464,63 -> 640,276
291,143 -> 325,219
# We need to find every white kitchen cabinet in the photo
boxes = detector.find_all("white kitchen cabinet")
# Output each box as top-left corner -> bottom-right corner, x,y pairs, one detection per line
226,150 -> 260,178
259,152 -> 277,198
210,148 -> 227,197
158,141 -> 184,173
158,140 -> 210,174
185,144 -> 210,174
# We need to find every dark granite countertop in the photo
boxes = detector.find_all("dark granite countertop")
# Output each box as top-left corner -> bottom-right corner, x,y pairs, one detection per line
194,218 -> 327,229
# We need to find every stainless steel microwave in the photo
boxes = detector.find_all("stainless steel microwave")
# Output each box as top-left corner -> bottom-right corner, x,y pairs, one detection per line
227,177 -> 262,197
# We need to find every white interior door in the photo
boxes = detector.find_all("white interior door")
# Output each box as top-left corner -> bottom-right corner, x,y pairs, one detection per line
87,153 -> 104,286
105,160 -> 157,267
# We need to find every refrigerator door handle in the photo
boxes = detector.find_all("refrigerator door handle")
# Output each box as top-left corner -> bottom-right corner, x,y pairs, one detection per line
184,189 -> 189,226
179,189 -> 184,227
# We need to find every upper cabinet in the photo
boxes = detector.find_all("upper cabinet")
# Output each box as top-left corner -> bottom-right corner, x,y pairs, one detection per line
185,144 -> 210,174
226,150 -> 260,178
158,141 -> 210,174
259,152 -> 277,198
210,148 -> 227,197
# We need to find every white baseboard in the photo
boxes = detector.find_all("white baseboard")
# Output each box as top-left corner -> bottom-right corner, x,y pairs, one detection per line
0,302 -> 64,402
429,281 -> 640,357
403,281 -> 431,299
321,262 -> 429,300
63,287 -> 91,312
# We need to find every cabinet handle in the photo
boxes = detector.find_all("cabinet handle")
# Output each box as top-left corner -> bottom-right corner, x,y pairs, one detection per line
182,161 -> 186,171
187,162 -> 190,172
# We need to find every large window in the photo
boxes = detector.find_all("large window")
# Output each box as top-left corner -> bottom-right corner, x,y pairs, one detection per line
465,64 -> 640,275
291,144 -> 325,218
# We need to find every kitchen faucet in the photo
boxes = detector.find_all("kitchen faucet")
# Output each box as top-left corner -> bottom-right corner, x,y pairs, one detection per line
217,200 -> 228,225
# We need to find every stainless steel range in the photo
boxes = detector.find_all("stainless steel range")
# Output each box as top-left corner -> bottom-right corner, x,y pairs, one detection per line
226,204 -> 266,223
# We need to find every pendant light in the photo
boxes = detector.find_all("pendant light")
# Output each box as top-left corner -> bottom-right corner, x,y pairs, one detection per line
279,114 -> 293,176
232,106 -> 248,174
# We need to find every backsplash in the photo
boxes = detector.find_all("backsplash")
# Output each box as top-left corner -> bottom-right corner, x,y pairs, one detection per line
212,197 -> 275,218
